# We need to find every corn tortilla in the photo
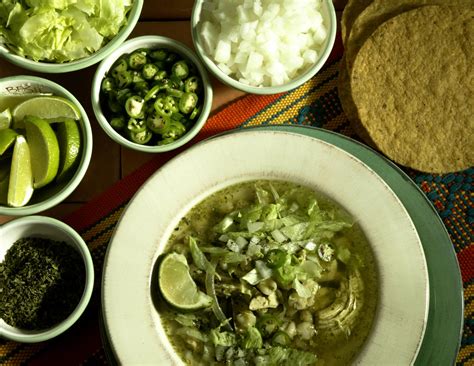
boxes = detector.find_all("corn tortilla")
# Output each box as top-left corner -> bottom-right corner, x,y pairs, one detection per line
341,0 -> 374,45
345,0 -> 473,73
350,5 -> 474,173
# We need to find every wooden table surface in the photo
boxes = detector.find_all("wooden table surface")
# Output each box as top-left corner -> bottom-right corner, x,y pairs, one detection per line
0,0 -> 346,224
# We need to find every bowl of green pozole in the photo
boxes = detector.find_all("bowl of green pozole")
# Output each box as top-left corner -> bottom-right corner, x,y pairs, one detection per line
102,130 -> 429,365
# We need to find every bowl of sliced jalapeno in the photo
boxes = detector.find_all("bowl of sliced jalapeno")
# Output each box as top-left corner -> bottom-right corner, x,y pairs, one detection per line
91,36 -> 213,152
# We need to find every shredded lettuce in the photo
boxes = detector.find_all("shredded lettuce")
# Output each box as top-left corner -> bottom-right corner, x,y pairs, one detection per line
0,0 -> 133,62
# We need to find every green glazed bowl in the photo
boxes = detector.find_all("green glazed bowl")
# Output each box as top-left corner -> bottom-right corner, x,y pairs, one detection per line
91,35 -> 213,153
191,0 -> 337,95
0,215 -> 94,343
0,0 -> 143,73
0,76 -> 93,216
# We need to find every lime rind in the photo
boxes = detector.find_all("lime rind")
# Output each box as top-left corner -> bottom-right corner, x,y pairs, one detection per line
158,253 -> 213,310
7,136 -> 33,207
0,128 -> 18,155
56,119 -> 81,182
24,116 -> 60,189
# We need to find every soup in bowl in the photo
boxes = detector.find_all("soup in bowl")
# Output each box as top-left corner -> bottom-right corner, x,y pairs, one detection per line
102,130 -> 428,365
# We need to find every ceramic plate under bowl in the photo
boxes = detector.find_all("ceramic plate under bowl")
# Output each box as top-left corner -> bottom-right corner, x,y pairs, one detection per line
102,130 -> 429,365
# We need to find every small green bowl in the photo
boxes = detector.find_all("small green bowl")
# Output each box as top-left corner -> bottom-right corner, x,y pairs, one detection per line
91,35 -> 213,153
0,1 -> 143,73
0,216 -> 94,343
191,0 -> 337,95
0,76 -> 93,216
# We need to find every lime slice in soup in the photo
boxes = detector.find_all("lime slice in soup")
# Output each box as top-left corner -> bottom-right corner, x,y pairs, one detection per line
158,252 -> 212,310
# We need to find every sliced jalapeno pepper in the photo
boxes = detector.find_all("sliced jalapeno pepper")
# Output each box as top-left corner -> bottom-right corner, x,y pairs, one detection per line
116,70 -> 133,88
131,71 -> 144,84
154,70 -> 167,81
189,105 -> 201,120
150,49 -> 167,61
146,113 -> 169,134
184,76 -> 200,93
179,92 -> 198,114
162,120 -> 186,140
107,97 -> 122,113
142,63 -> 158,80
110,116 -> 125,131
133,81 -> 149,96
127,118 -> 146,133
128,51 -> 147,70
154,96 -> 177,117
111,58 -> 128,78
116,88 -> 132,104
125,96 -> 145,118
130,128 -> 152,144
172,60 -> 189,79
101,77 -> 115,94
167,88 -> 184,98
265,249 -> 288,269
157,136 -> 176,146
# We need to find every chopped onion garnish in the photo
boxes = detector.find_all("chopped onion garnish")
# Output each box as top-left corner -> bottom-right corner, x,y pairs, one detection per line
198,0 -> 328,87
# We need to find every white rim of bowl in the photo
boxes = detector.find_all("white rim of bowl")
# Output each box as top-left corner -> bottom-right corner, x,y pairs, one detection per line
0,0 -> 144,73
0,75 -> 93,216
0,215 -> 94,343
190,0 -> 337,94
91,35 -> 213,153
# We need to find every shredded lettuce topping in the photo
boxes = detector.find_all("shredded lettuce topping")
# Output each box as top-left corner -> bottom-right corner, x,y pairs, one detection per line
0,0 -> 133,62
160,182 -> 373,365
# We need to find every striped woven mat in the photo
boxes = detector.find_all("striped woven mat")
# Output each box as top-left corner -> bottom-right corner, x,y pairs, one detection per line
1,36 -> 472,366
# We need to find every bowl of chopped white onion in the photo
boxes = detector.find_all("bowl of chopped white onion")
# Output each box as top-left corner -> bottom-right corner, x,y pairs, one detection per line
191,0 -> 337,94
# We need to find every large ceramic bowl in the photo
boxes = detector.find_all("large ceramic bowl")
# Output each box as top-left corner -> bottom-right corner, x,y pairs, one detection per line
91,36 -> 213,153
0,76 -> 93,216
0,0 -> 143,73
0,216 -> 94,343
102,130 -> 429,364
191,0 -> 337,94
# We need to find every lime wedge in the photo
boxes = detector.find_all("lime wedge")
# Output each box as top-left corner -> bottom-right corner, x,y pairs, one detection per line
24,116 -> 60,189
0,161 -> 10,204
0,108 -> 12,129
158,253 -> 212,310
0,128 -> 18,155
56,118 -> 81,182
12,96 -> 81,129
8,136 -> 34,207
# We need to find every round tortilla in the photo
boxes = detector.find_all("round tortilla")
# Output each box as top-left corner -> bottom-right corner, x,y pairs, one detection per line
350,5 -> 474,173
341,0 -> 374,45
337,56 -> 376,147
345,0 -> 473,73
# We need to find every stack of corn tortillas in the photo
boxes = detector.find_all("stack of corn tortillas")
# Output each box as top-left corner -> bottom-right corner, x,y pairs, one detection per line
339,0 -> 474,173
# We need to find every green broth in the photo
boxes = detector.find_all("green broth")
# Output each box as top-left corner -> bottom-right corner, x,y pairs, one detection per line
158,180 -> 378,365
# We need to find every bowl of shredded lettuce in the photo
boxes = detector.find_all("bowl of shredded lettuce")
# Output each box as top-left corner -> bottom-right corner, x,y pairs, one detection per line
0,0 -> 143,73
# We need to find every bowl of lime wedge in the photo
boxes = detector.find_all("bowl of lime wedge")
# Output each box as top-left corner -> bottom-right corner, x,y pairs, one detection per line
0,76 -> 93,215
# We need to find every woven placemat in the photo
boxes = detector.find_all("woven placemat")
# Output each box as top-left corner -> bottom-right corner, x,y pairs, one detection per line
0,37 -> 472,366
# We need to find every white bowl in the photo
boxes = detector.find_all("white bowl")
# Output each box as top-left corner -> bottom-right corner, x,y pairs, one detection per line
191,0 -> 337,94
102,130 -> 429,364
0,216 -> 94,343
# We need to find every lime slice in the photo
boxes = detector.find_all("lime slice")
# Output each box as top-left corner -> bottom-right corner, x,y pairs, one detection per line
24,116 -> 60,189
0,128 -> 18,155
0,161 -> 10,204
56,119 -> 81,182
158,253 -> 213,310
8,136 -> 34,207
0,108 -> 12,129
12,96 -> 81,129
